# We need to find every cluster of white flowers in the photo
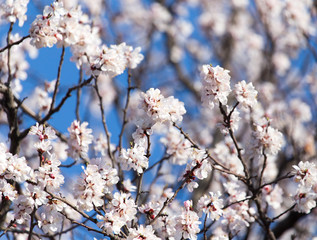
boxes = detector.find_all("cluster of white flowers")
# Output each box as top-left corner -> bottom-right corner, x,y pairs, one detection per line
0,143 -> 31,184
74,164 -> 104,211
90,42 -> 144,77
179,149 -> 211,192
0,0 -> 29,27
137,88 -> 186,128
74,158 -> 119,211
221,183 -> 256,234
234,80 -> 258,109
29,122 -> 56,154
2,123 -> 67,229
292,161 -> 317,213
251,124 -> 284,156
90,158 -> 119,194
30,2 -> 87,48
201,64 -> 231,109
161,126 -> 192,165
29,1 -> 143,77
127,225 -> 161,240
175,200 -> 201,240
97,192 -> 137,234
197,191 -> 224,220
119,144 -> 148,174
67,120 -> 93,160
0,144 -> 22,203
120,88 -> 186,175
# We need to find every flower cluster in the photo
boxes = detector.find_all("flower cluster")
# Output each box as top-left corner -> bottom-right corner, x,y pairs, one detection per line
137,88 -> 186,128
119,144 -> 148,174
251,123 -> 284,156
67,120 -> 93,160
197,191 -> 224,220
29,1 -> 143,77
175,200 -> 201,240
182,149 -> 211,192
0,0 -> 29,27
29,2 -> 88,48
127,225 -> 161,240
234,80 -> 258,109
160,126 -> 192,165
97,192 -> 137,234
201,64 -> 231,109
29,122 -> 57,154
90,42 -> 144,77
74,159 -> 119,211
292,161 -> 317,213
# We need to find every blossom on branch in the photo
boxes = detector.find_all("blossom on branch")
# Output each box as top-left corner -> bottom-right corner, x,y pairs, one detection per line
201,64 -> 231,109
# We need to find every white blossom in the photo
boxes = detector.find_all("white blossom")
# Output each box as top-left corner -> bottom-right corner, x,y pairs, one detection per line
119,145 -> 148,174
252,124 -> 284,156
234,80 -> 258,109
197,191 -> 224,220
67,120 -> 93,160
0,0 -> 29,26
201,65 -> 231,109
175,200 -> 201,240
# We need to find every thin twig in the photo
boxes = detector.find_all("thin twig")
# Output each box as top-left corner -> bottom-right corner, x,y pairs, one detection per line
118,70 -> 133,152
76,67 -> 83,121
258,173 -> 294,190
219,102 -> 250,180
259,149 -> 268,187
203,214 -> 208,240
271,204 -> 296,222
94,77 -> 115,166
46,191 -> 97,224
222,196 -> 252,209
0,35 -> 30,53
27,207 -> 37,240
6,23 -> 14,86
49,46 -> 65,112
144,154 -> 170,173
19,76 -> 94,138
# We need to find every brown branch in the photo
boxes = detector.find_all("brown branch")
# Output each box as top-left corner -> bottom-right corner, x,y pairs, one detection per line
49,46 -> 65,112
94,77 -> 115,166
203,214 -> 208,240
144,154 -> 170,173
222,196 -> 252,209
76,67 -> 83,121
0,35 -> 30,53
259,150 -> 268,188
6,23 -> 14,86
117,70 -> 133,152
258,173 -> 294,191
42,76 -> 94,123
46,191 -> 97,224
219,102 -> 250,180
27,207 -> 37,240
271,204 -> 296,222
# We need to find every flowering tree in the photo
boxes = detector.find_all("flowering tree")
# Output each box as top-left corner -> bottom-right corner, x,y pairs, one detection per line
0,0 -> 317,239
